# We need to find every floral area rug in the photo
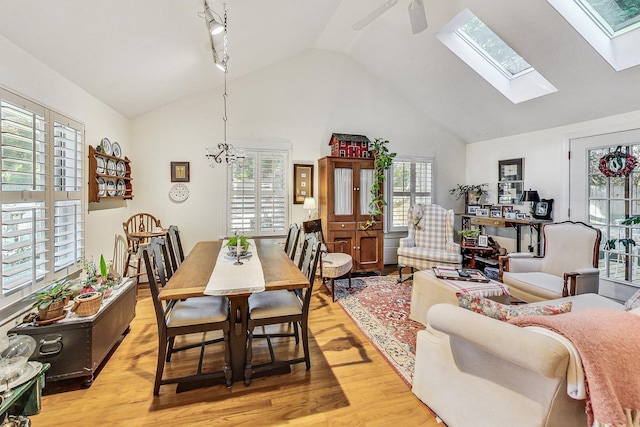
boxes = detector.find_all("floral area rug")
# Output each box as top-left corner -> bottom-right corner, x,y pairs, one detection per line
331,275 -> 425,387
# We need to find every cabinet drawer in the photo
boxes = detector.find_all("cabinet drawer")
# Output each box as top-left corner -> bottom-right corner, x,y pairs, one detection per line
470,217 -> 504,227
328,222 -> 356,231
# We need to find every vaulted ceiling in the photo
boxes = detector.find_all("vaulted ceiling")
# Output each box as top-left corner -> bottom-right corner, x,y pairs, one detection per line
1,0 -> 639,143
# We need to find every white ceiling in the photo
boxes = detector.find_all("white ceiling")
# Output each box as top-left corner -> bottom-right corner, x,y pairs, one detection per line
1,0 -> 640,143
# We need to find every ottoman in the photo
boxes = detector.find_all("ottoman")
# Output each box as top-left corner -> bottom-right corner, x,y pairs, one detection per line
410,270 -> 511,326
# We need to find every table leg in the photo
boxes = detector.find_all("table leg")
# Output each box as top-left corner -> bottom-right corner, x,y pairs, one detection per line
469,250 -> 476,269
228,294 -> 249,383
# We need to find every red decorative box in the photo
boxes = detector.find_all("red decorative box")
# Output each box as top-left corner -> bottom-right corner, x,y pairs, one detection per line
329,133 -> 372,158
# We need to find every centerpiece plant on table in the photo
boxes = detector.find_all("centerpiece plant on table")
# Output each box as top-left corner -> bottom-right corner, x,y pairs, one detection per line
226,233 -> 251,254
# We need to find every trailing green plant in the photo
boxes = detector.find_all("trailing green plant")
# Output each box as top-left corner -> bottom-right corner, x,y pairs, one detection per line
457,229 -> 481,238
449,183 -> 489,201
362,138 -> 396,230
33,278 -> 73,310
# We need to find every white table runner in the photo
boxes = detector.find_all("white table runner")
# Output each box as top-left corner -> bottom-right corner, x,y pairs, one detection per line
204,239 -> 266,296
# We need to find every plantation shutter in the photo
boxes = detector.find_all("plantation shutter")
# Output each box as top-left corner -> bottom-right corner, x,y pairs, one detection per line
227,149 -> 288,236
1,95 -> 48,294
388,158 -> 434,232
52,113 -> 84,271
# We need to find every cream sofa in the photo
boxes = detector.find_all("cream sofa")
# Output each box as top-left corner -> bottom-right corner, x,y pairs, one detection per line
412,294 -> 624,427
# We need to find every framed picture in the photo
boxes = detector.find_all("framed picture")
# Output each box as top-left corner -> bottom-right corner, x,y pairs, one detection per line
171,161 -> 190,182
466,204 -> 481,215
478,235 -> 489,247
490,209 -> 502,218
475,208 -> 489,217
498,158 -> 524,181
498,181 -> 523,204
505,212 -> 518,220
293,163 -> 314,204
482,204 -> 493,210
516,213 -> 527,220
532,198 -> 554,220
501,205 -> 513,217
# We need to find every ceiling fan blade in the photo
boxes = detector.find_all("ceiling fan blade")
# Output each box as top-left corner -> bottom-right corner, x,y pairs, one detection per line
408,0 -> 428,34
352,0 -> 399,31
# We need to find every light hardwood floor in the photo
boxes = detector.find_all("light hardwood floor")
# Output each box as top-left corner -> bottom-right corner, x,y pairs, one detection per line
30,281 -> 439,426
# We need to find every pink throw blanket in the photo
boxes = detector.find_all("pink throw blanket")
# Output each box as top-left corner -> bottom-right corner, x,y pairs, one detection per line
509,308 -> 640,427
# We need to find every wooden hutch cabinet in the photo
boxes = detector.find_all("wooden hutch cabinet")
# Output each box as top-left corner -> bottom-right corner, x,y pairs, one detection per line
318,156 -> 384,274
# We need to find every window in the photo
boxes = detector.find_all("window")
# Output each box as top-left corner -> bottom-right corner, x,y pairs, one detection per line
588,144 -> 640,283
0,88 -> 84,308
436,9 -> 557,103
548,0 -> 640,70
227,149 -> 288,236
387,157 -> 433,232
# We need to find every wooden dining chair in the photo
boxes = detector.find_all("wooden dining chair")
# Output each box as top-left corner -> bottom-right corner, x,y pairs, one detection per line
283,223 -> 300,261
112,234 -> 128,278
244,233 -> 321,386
123,213 -> 162,286
166,225 -> 185,273
142,237 -> 232,395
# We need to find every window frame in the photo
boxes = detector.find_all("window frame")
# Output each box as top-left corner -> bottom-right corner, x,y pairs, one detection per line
225,141 -> 291,237
385,156 -> 435,233
0,87 -> 85,310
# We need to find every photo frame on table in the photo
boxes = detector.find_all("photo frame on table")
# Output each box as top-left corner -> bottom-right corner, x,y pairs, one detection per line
505,212 -> 518,220
467,205 -> 481,215
532,199 -> 554,220
171,162 -> 190,182
516,213 -> 527,220
293,163 -> 314,204
475,208 -> 489,217
490,209 -> 502,218
502,205 -> 513,216
478,235 -> 489,247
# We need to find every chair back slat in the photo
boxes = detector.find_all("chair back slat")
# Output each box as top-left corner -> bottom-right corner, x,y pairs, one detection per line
142,238 -> 169,328
166,225 -> 185,273
284,224 -> 300,260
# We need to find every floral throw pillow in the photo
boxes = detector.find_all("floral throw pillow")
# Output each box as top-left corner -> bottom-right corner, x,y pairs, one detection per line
457,294 -> 572,321
625,288 -> 640,311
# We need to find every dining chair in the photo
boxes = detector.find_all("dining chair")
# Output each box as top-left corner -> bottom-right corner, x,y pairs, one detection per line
166,225 -> 185,273
112,234 -> 128,278
244,233 -> 321,386
123,213 -> 162,286
303,218 -> 352,302
142,237 -> 232,395
283,223 -> 300,261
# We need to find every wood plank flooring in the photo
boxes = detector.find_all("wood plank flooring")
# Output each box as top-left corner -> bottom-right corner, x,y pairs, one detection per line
30,279 -> 439,426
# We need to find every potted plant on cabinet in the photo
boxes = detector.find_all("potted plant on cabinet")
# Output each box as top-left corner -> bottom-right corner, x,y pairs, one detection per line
362,138 -> 396,229
33,278 -> 73,321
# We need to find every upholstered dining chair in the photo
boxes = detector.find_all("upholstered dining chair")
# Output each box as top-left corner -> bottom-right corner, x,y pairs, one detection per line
142,237 -> 231,395
166,225 -> 185,273
123,213 -> 162,285
397,203 -> 462,282
244,233 -> 321,386
499,221 -> 601,303
303,219 -> 352,302
283,223 -> 300,261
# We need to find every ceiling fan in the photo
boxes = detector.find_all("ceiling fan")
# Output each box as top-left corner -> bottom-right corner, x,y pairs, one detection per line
352,0 -> 428,34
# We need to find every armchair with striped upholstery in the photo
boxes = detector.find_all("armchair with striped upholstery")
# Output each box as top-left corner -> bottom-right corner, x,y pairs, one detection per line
397,204 -> 462,282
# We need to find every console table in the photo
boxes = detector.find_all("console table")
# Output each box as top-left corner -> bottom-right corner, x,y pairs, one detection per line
459,214 -> 552,255
9,279 -> 136,387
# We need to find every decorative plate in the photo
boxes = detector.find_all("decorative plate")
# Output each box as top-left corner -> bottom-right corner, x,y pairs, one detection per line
106,159 -> 116,176
116,160 -> 126,177
101,138 -> 112,156
168,183 -> 189,203
112,142 -> 122,158
107,180 -> 116,196
0,362 -> 43,392
97,177 -> 106,196
116,179 -> 125,196
96,157 -> 105,174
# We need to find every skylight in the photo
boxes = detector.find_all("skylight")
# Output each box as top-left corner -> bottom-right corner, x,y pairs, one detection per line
548,0 -> 640,71
576,0 -> 640,37
456,16 -> 532,78
436,9 -> 557,104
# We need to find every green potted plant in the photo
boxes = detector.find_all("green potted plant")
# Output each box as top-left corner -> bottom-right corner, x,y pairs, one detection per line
458,228 -> 481,246
362,138 -> 396,229
449,183 -> 489,205
33,278 -> 73,321
225,233 -> 251,253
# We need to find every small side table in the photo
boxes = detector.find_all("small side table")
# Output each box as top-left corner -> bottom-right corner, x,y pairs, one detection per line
0,362 -> 50,422
462,244 -> 493,269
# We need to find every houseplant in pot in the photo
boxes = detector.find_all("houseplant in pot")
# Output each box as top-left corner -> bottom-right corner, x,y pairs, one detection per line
449,183 -> 489,206
458,229 -> 481,246
33,278 -> 73,321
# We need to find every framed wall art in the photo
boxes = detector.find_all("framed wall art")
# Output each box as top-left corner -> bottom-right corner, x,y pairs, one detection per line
498,158 -> 524,204
293,163 -> 314,204
171,161 -> 190,182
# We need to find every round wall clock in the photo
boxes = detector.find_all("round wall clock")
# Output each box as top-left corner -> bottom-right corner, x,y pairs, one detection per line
169,183 -> 189,203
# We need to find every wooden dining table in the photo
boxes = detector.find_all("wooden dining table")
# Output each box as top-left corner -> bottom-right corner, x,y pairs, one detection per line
158,239 -> 309,389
